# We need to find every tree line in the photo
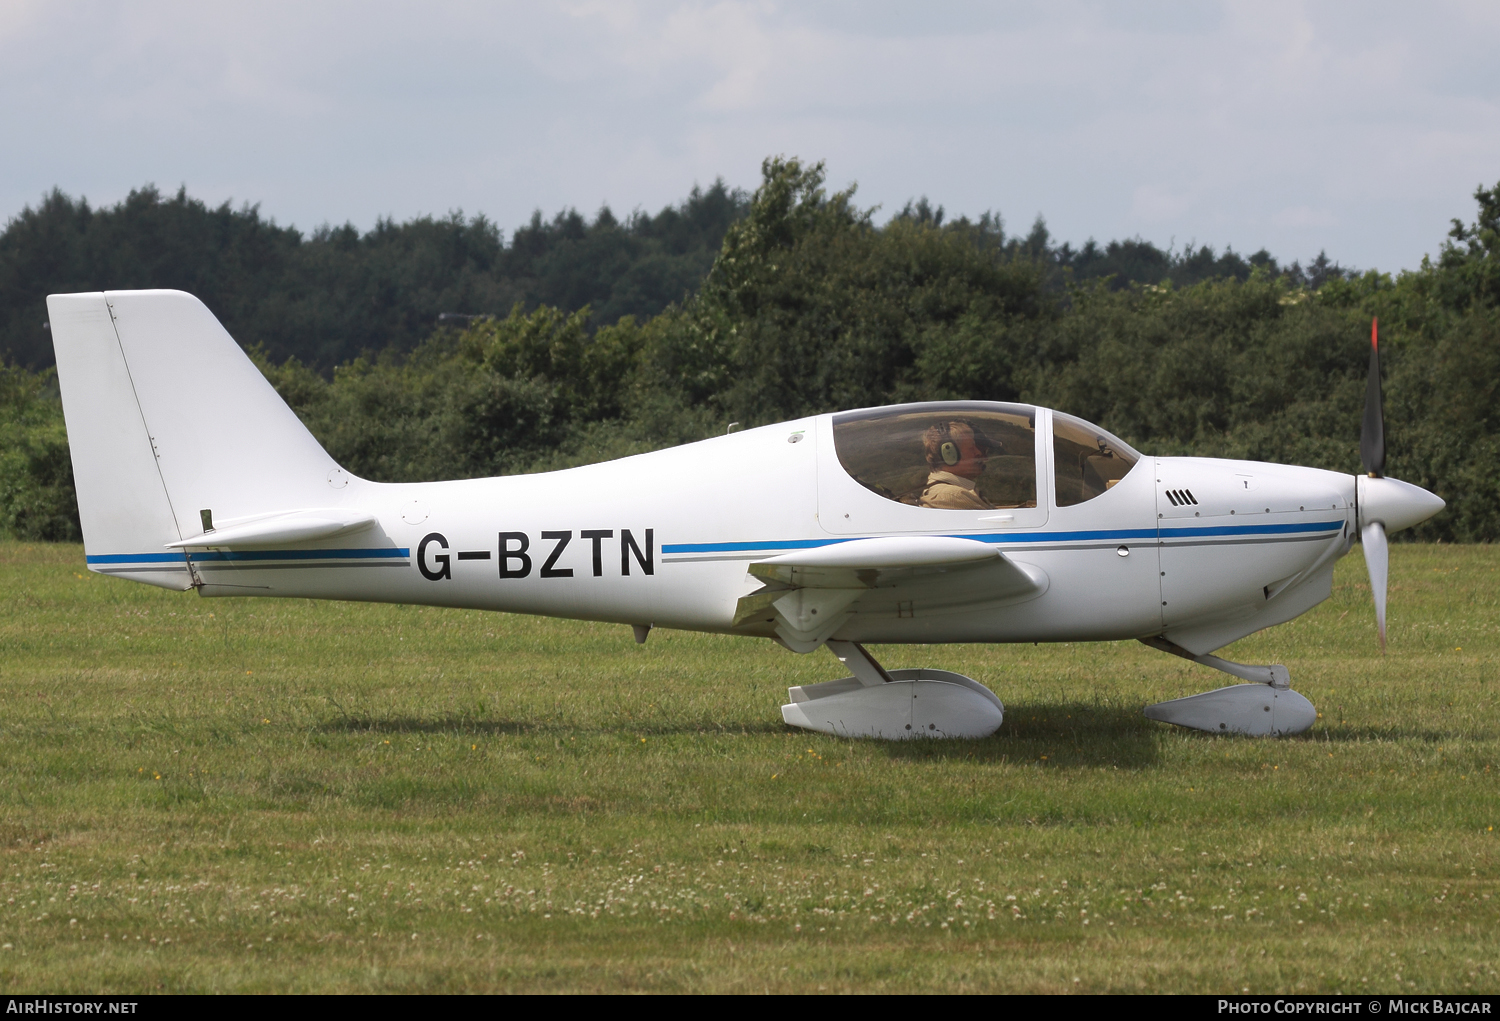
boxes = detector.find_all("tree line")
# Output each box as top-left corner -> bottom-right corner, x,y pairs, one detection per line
1,176 -> 1350,373
0,180 -> 750,370
2,158 -> 1495,543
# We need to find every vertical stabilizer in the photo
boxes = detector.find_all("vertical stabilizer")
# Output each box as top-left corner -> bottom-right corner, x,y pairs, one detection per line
48,289 -> 349,588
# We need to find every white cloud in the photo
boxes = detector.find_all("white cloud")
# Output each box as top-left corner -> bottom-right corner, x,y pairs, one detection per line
1,1 -> 1497,269
1272,206 -> 1337,229
0,0 -> 46,46
1132,186 -> 1198,224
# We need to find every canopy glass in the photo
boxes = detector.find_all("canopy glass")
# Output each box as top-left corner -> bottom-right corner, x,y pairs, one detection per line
1051,410 -> 1141,507
831,402 -> 1038,511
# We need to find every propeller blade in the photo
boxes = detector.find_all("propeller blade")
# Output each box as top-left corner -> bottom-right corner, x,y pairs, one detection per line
1360,318 -> 1385,476
1361,520 -> 1389,651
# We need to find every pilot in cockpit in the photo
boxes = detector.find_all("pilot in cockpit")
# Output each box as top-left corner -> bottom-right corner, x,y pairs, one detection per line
918,420 -> 1002,509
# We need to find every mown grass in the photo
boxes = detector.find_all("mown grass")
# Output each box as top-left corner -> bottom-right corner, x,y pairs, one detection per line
0,541 -> 1495,993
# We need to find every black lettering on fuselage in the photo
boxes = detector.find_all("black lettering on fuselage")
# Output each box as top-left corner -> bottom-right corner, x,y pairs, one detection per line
580,530 -> 613,576
417,532 -> 451,581
540,531 -> 574,578
486,529 -> 653,579
498,531 -> 531,578
621,528 -> 654,576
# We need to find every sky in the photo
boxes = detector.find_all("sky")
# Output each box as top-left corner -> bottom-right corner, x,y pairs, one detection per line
2,1 -> 1498,272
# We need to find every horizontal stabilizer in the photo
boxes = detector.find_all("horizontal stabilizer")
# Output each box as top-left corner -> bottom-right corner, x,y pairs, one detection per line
166,509 -> 379,548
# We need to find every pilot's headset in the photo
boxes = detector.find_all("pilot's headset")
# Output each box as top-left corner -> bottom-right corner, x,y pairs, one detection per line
939,427 -> 962,466
934,420 -> 1001,467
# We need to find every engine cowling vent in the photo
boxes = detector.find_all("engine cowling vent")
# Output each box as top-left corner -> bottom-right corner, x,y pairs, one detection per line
1164,488 -> 1199,507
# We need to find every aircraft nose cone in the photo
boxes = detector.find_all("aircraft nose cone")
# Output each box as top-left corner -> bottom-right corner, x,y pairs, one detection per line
1357,475 -> 1445,535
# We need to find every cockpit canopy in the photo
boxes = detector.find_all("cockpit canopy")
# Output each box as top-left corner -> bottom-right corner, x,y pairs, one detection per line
831,402 -> 1140,510
832,403 -> 1038,510
1051,410 -> 1142,507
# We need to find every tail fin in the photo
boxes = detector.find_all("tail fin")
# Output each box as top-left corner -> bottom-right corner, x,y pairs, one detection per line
48,290 -> 345,588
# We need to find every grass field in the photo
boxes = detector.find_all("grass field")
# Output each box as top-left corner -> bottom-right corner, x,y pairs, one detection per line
0,541 -> 1495,993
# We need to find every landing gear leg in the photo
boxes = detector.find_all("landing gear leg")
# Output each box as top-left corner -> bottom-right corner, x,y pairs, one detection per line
1139,637 -> 1316,736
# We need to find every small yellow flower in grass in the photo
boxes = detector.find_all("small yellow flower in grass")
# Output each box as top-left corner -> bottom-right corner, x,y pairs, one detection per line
263,719 -> 269,724
471,744 -> 476,750
641,738 -> 646,743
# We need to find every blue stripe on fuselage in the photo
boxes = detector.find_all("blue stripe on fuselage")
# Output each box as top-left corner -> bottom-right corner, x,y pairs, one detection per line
660,520 -> 1343,555
87,548 -> 410,565
88,520 -> 1342,566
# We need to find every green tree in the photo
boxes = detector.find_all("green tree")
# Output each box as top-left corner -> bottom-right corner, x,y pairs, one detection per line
257,304 -> 646,483
5,161 -> 1500,545
1434,179 -> 1500,311
643,157 -> 1050,425
0,367 -> 78,541
1,181 -> 748,370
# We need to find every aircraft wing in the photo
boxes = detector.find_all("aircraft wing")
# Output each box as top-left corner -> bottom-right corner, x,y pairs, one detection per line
735,536 -> 1046,651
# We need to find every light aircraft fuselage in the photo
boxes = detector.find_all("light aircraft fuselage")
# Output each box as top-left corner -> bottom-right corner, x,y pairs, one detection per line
93,417 -> 1355,658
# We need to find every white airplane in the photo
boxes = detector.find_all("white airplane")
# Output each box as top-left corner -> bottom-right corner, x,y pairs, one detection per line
47,290 -> 1444,740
